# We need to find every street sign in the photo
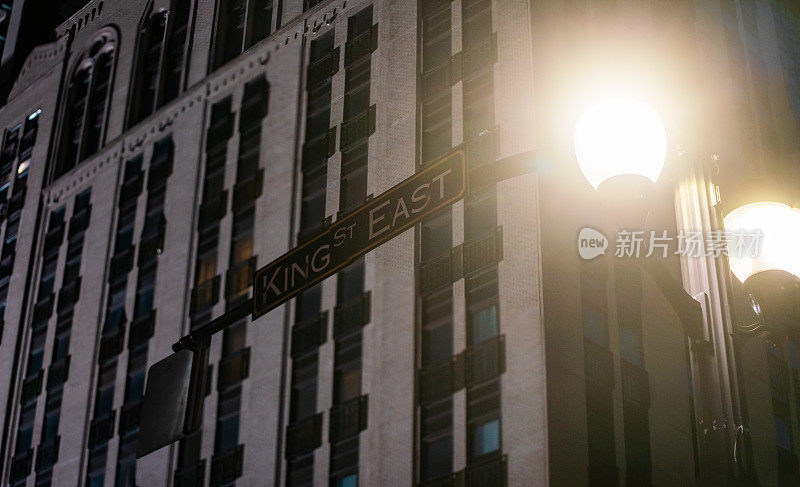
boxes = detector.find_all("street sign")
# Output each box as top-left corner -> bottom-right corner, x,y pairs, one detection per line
254,149 -> 466,318
136,347 -> 208,458
137,299 -> 247,458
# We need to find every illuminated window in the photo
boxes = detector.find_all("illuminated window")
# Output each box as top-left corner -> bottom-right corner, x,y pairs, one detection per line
471,418 -> 499,457
196,254 -> 217,284
335,474 -> 357,487
335,367 -> 361,403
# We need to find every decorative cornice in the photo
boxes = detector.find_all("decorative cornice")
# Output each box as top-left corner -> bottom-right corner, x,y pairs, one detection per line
58,0 -> 105,38
46,144 -> 121,208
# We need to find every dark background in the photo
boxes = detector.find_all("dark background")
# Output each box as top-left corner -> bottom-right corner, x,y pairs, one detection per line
0,0 -> 89,104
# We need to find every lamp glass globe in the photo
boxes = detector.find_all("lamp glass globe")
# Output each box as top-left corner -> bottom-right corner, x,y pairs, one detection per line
574,97 -> 667,189
724,202 -> 800,283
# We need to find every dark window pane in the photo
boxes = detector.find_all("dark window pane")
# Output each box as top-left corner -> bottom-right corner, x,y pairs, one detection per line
215,415 -> 240,452
246,0 -> 273,48
422,324 -> 451,365
421,211 -> 452,261
469,304 -> 498,344
422,436 -> 452,479
213,0 -> 246,70
337,260 -> 364,303
222,322 -> 247,355
296,284 -> 322,322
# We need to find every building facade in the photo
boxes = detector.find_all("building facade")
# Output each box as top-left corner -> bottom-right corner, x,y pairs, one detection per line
0,0 -> 796,486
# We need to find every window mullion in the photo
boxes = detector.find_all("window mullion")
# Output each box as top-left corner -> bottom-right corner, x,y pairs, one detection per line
241,0 -> 252,52
94,55 -> 115,160
77,64 -> 97,162
155,10 -> 171,110
177,1 -> 195,95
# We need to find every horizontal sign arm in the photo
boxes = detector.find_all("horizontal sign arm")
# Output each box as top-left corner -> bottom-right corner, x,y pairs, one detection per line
173,297 -> 254,352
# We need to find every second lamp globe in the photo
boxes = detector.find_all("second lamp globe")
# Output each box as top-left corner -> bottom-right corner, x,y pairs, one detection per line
724,202 -> 800,339
574,97 -> 668,190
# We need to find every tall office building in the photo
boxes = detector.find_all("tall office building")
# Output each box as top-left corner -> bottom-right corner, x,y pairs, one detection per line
0,1 -> 796,486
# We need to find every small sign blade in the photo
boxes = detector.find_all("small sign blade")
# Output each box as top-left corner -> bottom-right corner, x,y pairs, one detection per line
136,350 -> 195,458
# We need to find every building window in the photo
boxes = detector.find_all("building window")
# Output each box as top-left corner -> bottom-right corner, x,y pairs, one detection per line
116,457 -> 136,487
298,31 -> 333,240
95,364 -> 116,416
52,332 -> 70,362
1,125 -> 20,183
422,299 -> 453,365
335,474 -> 357,487
303,0 -> 323,12
18,110 -> 40,164
134,266 -> 156,318
582,304 -> 608,345
328,9 -> 374,484
87,469 -> 105,487
196,253 -> 217,284
334,363 -> 361,404
211,0 -> 273,71
128,0 -> 193,127
470,303 -> 498,344
215,387 -> 241,452
290,354 -> 319,422
16,423 -> 33,455
421,434 -> 452,479
619,325 -> 643,366
222,322 -> 247,356
417,1 -> 454,482
471,418 -> 500,457
42,410 -> 59,444
336,258 -> 364,303
114,136 -> 173,484
55,28 -> 117,179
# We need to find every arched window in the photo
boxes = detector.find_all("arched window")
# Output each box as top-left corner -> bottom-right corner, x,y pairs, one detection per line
128,0 -> 192,127
211,0 -> 273,71
56,28 -> 117,179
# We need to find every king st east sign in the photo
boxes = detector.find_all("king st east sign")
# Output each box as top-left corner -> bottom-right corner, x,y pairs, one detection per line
253,149 -> 466,318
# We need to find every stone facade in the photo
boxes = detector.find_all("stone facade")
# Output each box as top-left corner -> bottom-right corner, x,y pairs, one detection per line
0,1 -> 797,486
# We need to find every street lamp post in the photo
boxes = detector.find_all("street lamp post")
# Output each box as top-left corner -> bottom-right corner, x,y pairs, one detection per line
572,96 -> 759,483
573,96 -> 704,329
721,202 -> 800,484
575,95 -> 800,483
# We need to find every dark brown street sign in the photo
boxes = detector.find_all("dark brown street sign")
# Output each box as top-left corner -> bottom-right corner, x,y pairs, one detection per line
253,149 -> 466,318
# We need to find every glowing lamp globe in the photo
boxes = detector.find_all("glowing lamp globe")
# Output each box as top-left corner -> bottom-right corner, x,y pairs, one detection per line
724,202 -> 800,283
725,202 -> 800,339
574,97 -> 667,190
